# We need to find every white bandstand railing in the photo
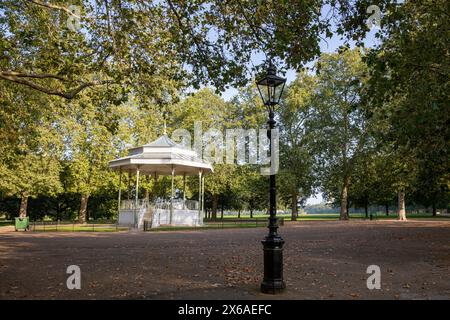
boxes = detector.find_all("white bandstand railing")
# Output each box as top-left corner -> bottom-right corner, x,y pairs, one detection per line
120,198 -> 199,211
120,199 -> 148,210
119,198 -> 201,229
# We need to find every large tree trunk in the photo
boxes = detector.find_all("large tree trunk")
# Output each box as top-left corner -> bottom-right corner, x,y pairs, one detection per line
250,207 -> 253,218
220,200 -> 224,219
432,200 -> 437,216
211,194 -> 218,219
364,200 -> 369,219
56,198 -> 61,221
238,209 -> 241,219
291,193 -> 298,221
19,193 -> 29,218
398,190 -> 407,221
385,204 -> 389,216
340,175 -> 350,220
79,193 -> 89,224
340,108 -> 350,221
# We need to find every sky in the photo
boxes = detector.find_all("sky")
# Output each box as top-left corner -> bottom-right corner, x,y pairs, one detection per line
220,28 -> 379,102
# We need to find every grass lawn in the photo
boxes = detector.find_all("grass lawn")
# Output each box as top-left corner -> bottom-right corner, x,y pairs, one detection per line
220,212 -> 450,221
28,222 -> 129,232
148,223 -> 265,232
31,225 -> 130,232
0,220 -> 13,227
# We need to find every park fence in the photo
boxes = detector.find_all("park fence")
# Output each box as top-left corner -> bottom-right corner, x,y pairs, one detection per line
29,220 -> 130,232
143,217 -> 285,231
24,217 -> 283,232
203,217 -> 284,225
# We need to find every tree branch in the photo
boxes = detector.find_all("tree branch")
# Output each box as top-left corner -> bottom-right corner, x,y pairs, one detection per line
235,1 -> 269,48
1,71 -> 67,81
166,0 -> 212,63
26,0 -> 81,18
0,71 -> 113,99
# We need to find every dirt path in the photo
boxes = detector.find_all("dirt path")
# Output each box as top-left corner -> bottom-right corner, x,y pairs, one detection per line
0,220 -> 449,299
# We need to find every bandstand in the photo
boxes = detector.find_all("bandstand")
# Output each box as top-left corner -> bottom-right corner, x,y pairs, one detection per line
109,135 -> 213,229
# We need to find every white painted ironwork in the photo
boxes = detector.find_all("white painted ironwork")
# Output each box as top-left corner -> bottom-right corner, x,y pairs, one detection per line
111,134 -> 211,230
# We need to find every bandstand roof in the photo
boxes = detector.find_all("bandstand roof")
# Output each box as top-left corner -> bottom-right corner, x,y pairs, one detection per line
109,135 -> 213,176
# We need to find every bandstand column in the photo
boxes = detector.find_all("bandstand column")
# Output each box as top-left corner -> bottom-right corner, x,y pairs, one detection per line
202,175 -> 206,219
170,165 -> 175,225
118,167 -> 122,215
198,170 -> 202,222
201,174 -> 205,216
127,170 -> 131,201
183,172 -> 186,210
135,166 -> 140,228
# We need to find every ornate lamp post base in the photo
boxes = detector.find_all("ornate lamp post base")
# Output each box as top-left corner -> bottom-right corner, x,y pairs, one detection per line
261,235 -> 285,294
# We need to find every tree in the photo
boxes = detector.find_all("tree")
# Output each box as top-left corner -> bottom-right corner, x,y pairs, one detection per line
349,153 -> 377,218
170,89 -> 234,218
62,91 -> 126,223
0,82 -> 62,217
357,151 -> 397,216
366,0 -> 449,220
204,164 -> 235,219
413,161 -> 450,216
0,0 -> 186,99
171,88 -> 230,134
278,71 -> 315,221
2,1 -> 380,98
230,165 -> 268,218
307,49 -> 369,220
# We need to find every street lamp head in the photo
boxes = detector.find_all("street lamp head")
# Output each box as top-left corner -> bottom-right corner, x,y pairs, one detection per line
256,61 -> 287,109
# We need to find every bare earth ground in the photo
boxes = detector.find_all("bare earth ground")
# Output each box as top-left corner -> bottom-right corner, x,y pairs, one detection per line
0,220 -> 449,300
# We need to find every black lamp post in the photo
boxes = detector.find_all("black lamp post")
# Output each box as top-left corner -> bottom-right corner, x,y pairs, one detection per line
256,61 -> 286,294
